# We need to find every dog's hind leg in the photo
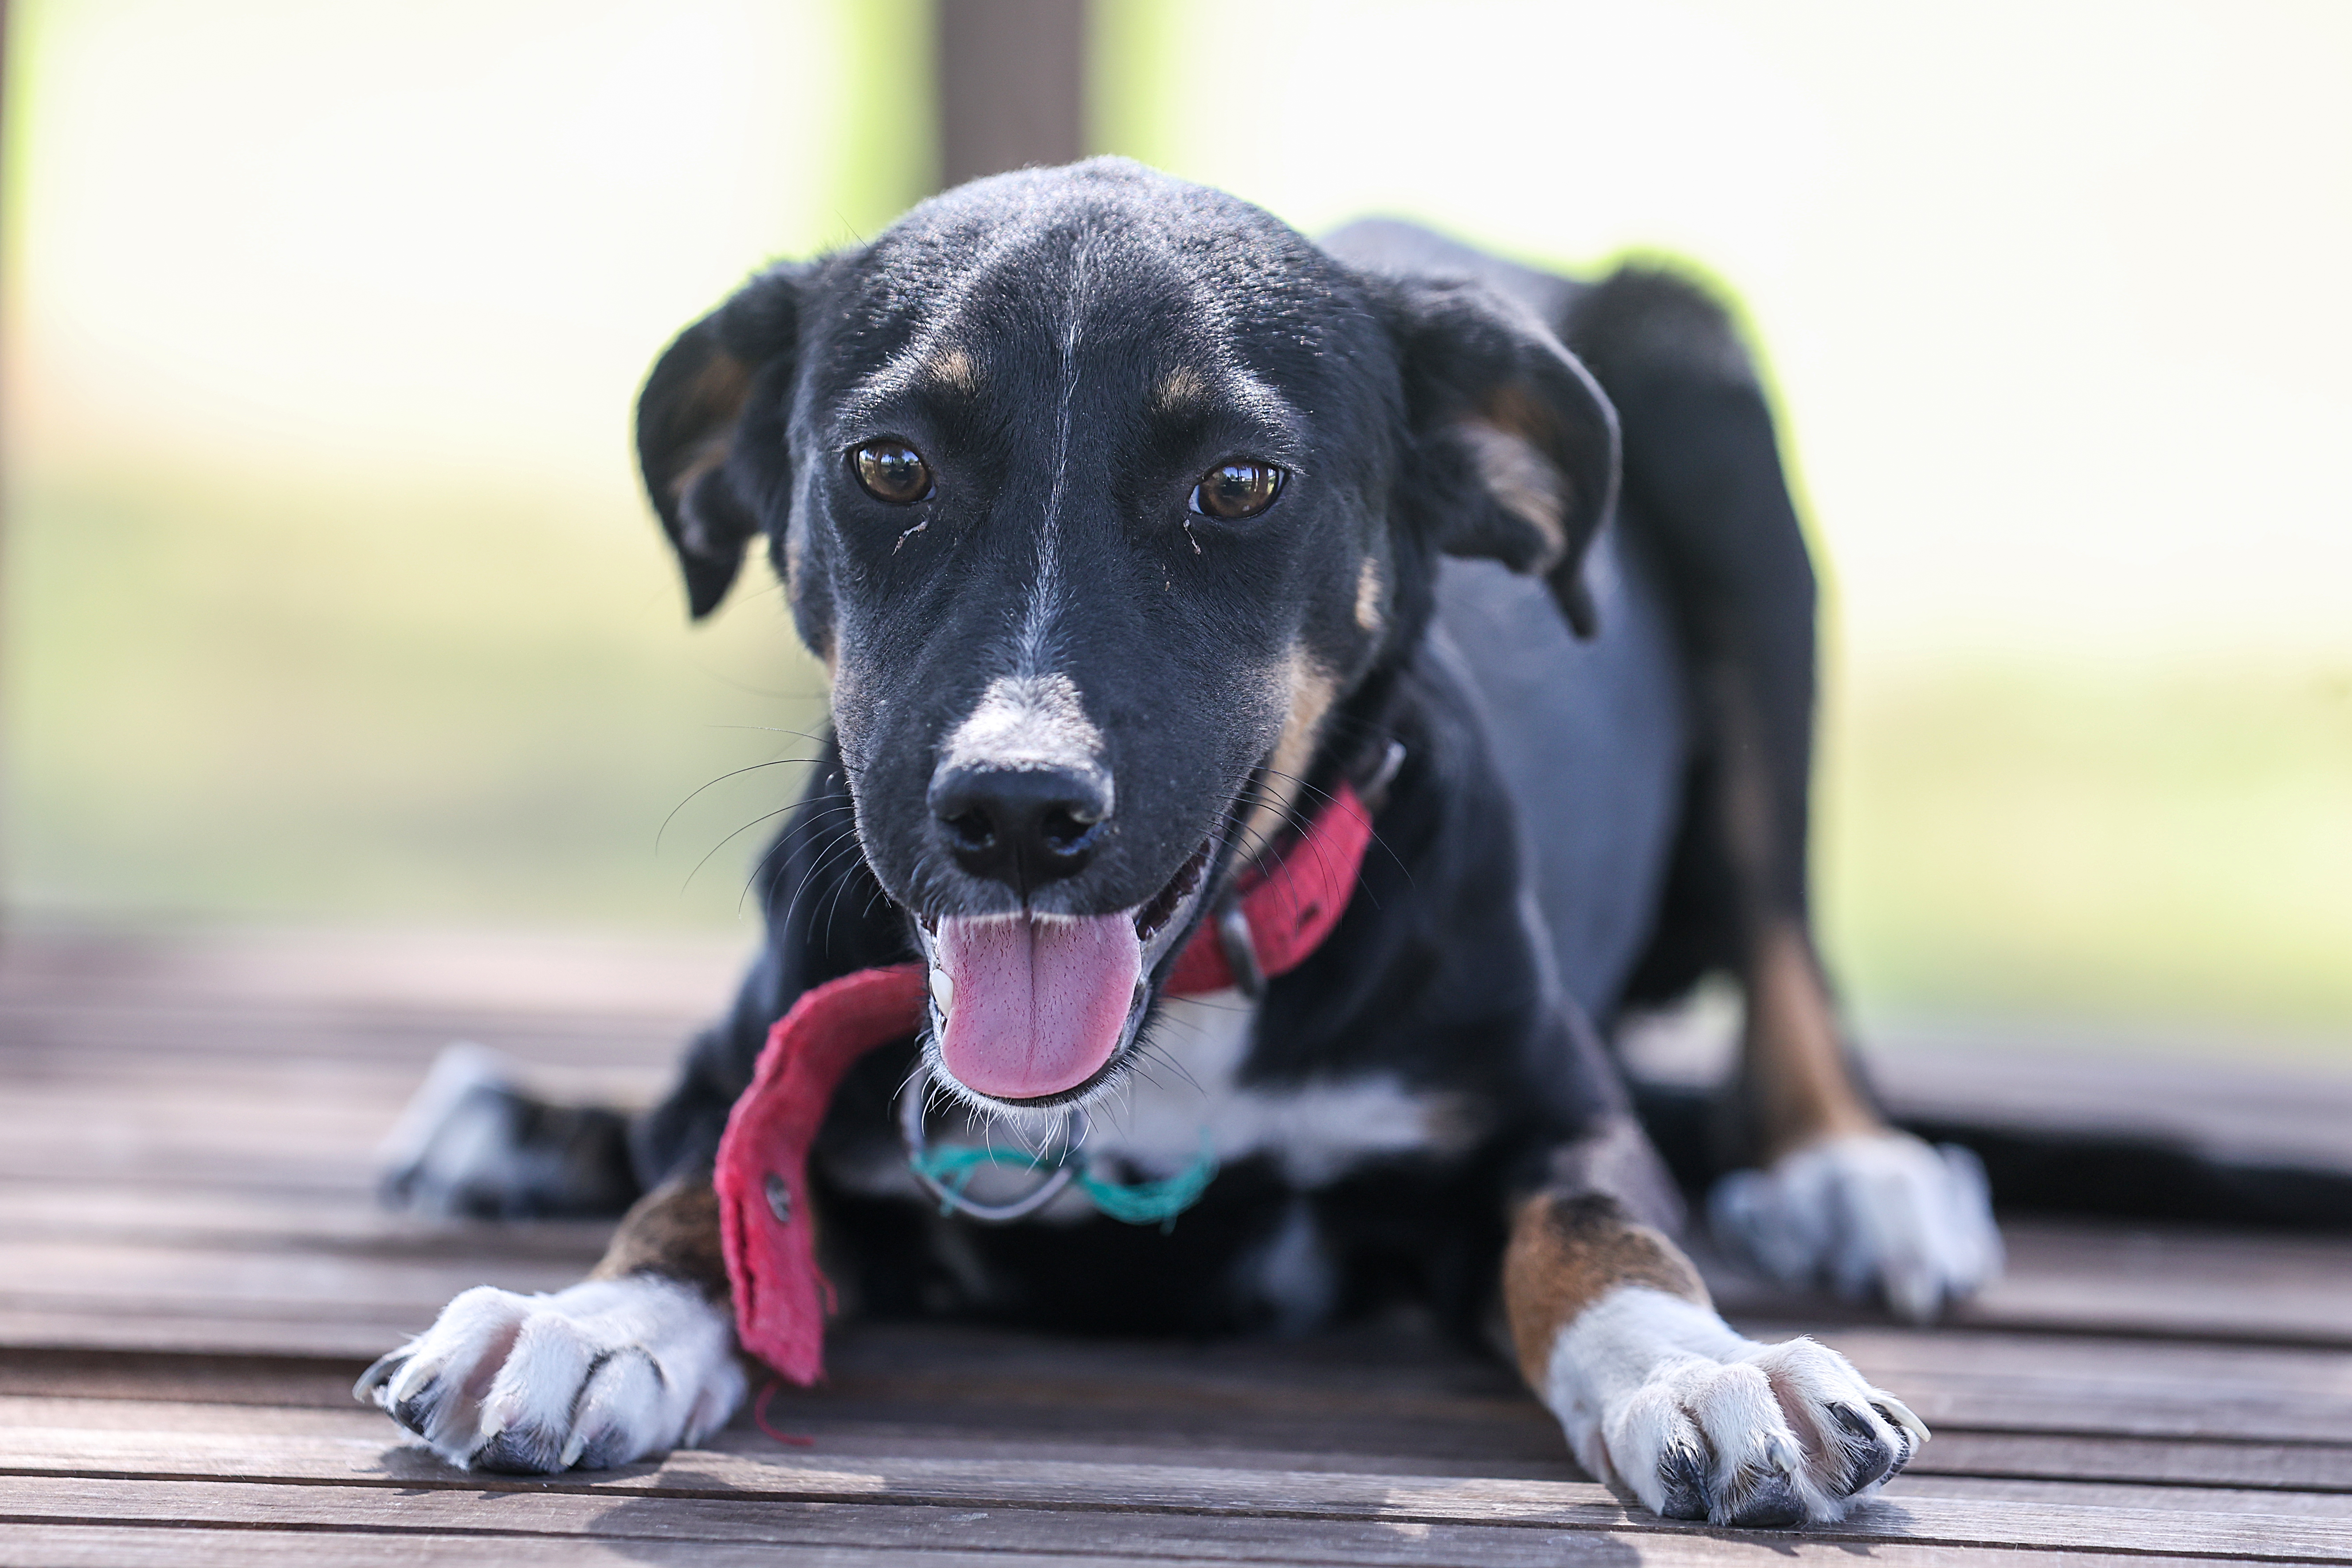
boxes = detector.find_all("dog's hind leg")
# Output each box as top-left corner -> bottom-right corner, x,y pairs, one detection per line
1566,271 -> 1999,1321
375,1044 -> 643,1220
1504,1123 -> 1925,1526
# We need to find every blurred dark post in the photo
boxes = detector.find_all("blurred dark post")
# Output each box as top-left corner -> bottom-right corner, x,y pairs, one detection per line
0,0 -> 9,932
934,0 -> 1087,188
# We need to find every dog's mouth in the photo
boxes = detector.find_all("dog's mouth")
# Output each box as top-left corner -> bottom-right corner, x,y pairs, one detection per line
916,839 -> 1214,1109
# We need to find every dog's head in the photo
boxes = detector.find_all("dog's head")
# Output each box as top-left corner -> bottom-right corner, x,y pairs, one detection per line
638,160 -> 1616,1113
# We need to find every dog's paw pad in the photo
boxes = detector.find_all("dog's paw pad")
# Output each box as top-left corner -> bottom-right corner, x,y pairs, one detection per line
1709,1131 -> 2003,1321
357,1276 -> 745,1473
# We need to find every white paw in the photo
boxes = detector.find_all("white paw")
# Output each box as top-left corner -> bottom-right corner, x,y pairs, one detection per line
1710,1131 -> 2002,1322
355,1275 -> 746,1472
1547,1287 -> 1928,1526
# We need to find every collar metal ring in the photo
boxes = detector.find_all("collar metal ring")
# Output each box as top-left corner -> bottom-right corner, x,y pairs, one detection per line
897,1059 -> 1090,1223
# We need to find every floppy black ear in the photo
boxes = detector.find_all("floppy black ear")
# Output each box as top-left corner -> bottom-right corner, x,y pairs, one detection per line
1380,278 -> 1621,635
635,265 -> 807,619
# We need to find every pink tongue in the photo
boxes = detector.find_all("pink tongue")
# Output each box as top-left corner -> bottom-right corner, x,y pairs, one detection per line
935,913 -> 1142,1099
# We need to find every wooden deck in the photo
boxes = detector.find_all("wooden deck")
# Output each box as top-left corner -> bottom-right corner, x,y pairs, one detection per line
5,928 -> 2352,1565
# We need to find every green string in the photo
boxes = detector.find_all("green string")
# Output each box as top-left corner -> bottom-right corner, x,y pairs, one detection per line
910,1135 -> 1219,1233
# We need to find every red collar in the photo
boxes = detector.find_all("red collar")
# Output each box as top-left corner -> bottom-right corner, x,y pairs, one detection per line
713,784 -> 1376,1384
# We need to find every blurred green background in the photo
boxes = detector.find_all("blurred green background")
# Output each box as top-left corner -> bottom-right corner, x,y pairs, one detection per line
4,0 -> 2347,1042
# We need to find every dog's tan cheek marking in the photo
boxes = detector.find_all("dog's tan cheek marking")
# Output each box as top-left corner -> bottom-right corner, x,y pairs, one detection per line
781,534 -> 839,673
1743,917 -> 1881,1162
1502,1191 -> 1709,1389
590,1176 -> 732,1303
1239,645 -> 1336,855
1354,557 -> 1386,636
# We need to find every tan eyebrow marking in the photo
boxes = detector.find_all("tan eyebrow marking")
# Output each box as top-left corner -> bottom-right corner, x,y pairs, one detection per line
928,347 -> 980,395
1153,365 -> 1210,415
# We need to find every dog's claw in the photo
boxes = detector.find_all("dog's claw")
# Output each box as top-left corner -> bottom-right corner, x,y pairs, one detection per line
352,1349 -> 407,1401
1874,1393 -> 1931,1446
1871,1396 -> 1928,1475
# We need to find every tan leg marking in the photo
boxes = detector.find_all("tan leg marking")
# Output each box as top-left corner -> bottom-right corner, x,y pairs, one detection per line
589,1176 -> 731,1303
1503,1190 -> 1709,1388
1740,918 -> 1880,1164
1704,674 -> 1882,1165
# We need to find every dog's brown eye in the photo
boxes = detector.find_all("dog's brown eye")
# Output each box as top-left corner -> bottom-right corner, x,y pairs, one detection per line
851,439 -> 932,504
1191,460 -> 1283,521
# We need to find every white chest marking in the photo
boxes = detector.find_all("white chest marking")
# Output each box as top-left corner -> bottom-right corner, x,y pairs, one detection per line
1091,989 -> 1465,1188
820,988 -> 1470,1215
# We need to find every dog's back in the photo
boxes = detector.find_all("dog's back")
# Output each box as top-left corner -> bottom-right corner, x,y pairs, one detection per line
1435,540 -> 1688,1024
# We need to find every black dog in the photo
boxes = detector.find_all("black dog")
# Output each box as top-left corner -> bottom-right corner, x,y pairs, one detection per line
361,160 -> 1996,1526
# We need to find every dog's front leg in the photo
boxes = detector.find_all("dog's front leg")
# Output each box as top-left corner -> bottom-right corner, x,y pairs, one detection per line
1504,1164 -> 1926,1527
357,1177 -> 747,1472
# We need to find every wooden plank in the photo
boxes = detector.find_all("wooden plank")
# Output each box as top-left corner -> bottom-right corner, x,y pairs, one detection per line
0,1392 -> 1573,1483
1897,1474 -> 2352,1520
0,1003 -> 675,1079
0,1310 -> 443,1360
0,928 -> 743,1019
0,1238 -> 583,1312
16,1390 -> 2352,1527
1772,1325 -> 2352,1444
3,1476 -> 2340,1567
0,1397 -> 384,1439
0,1357 -> 375,1410
1912,1431 -> 2352,1492
1770,1321 -> 2352,1396
13,929 -> 2352,1557
1627,1001 -> 2352,1171
0,1522 -> 1239,1568
1712,1220 -> 2352,1347
805,1320 -> 2352,1450
1879,1036 -> 2352,1171
0,1182 -> 616,1258
1965,1245 -> 2352,1347
1,1523 -> 2267,1568
5,1424 -> 2352,1560
16,1285 -> 2352,1453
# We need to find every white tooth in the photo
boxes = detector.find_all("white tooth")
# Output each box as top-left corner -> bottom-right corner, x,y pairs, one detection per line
929,964 -> 954,1019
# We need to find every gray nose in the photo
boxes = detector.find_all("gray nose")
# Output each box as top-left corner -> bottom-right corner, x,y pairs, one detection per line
929,763 -> 1110,895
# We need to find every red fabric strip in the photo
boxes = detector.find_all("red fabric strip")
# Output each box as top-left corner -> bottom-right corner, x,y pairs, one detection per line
715,784 -> 1372,1382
